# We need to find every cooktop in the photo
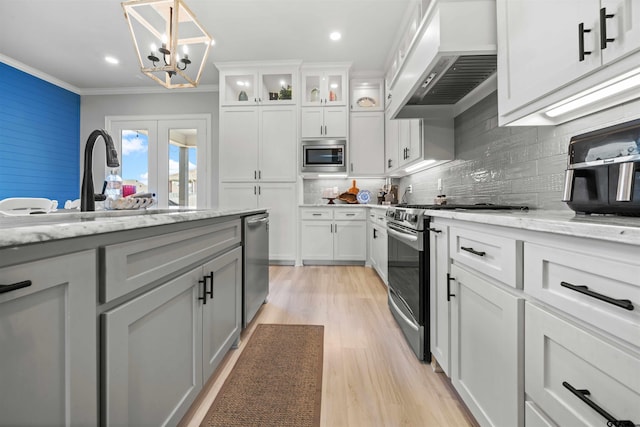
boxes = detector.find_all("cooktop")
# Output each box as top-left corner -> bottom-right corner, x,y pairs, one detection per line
396,203 -> 529,211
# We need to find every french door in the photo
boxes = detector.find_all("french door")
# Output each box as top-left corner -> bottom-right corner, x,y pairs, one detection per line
107,115 -> 210,208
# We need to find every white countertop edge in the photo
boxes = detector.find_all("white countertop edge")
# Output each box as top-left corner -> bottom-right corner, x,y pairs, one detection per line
427,209 -> 640,246
0,208 -> 265,248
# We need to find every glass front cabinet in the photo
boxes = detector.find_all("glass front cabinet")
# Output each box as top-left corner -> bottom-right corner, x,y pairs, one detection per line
219,64 -> 299,106
301,67 -> 348,107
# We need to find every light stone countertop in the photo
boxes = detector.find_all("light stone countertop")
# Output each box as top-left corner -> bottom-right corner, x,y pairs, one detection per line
0,208 -> 265,249
300,204 -> 390,210
427,209 -> 640,246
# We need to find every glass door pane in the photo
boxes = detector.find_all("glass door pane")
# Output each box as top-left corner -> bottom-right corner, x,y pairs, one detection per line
168,129 -> 197,208
120,129 -> 149,196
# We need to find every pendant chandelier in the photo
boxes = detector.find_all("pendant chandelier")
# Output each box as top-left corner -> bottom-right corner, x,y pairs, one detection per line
122,0 -> 213,89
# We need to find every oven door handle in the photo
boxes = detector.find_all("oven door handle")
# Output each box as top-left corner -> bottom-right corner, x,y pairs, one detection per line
387,226 -> 418,243
388,287 -> 418,327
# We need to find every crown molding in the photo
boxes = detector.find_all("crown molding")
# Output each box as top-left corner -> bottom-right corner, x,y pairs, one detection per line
0,54 -> 82,94
80,84 -> 219,96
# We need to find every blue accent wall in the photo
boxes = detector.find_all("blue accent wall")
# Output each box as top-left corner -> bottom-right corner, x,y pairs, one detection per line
0,62 -> 80,204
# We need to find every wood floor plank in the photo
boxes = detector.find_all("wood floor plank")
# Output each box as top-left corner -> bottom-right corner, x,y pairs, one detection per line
180,266 -> 477,427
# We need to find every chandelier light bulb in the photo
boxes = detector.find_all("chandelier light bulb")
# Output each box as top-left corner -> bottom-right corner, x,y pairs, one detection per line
150,43 -> 157,53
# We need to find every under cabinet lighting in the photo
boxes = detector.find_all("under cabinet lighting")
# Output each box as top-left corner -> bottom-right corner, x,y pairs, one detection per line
545,67 -> 640,118
405,159 -> 436,173
318,174 -> 347,178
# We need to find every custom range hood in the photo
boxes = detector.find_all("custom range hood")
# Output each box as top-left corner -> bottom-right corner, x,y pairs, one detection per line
388,0 -> 497,120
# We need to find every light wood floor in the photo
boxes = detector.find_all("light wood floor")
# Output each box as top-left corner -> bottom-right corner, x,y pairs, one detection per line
180,265 -> 478,427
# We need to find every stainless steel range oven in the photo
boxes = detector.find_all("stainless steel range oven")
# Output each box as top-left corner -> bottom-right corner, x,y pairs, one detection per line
386,203 -> 529,361
386,206 -> 431,361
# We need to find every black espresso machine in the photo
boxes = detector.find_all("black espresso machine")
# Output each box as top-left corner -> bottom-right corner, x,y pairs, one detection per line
563,118 -> 640,215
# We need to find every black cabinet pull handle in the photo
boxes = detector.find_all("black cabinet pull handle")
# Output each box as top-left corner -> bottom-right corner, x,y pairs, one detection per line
373,228 -> 378,239
0,280 -> 32,294
562,381 -> 636,427
258,170 -> 261,179
198,278 -> 207,304
447,273 -> 456,302
427,228 -> 442,233
206,272 -> 214,299
600,7 -> 615,49
461,246 -> 486,257
560,281 -> 634,311
579,23 -> 592,61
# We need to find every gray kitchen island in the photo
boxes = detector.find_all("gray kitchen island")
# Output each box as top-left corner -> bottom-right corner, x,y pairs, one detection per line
0,208 -> 265,426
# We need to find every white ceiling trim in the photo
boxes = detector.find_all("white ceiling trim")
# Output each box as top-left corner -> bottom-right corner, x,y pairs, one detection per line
81,84 -> 219,96
0,54 -> 82,95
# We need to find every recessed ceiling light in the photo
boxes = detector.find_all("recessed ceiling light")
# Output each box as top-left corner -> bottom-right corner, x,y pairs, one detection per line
329,31 -> 341,41
105,56 -> 119,65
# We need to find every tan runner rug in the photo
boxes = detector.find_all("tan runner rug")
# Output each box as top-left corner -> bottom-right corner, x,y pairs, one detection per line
201,323 -> 324,427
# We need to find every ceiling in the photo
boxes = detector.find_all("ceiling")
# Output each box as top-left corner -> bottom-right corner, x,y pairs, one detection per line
0,0 -> 416,94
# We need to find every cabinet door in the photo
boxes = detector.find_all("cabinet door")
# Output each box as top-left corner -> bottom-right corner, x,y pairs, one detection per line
450,264 -> 524,427
324,70 -> 348,106
349,112 -> 385,175
601,0 -> 640,64
407,119 -> 422,163
103,267 -> 203,427
0,251 -> 97,427
202,247 -> 242,380
398,120 -> 411,167
301,107 -> 324,138
259,106 -> 297,181
219,107 -> 259,181
429,223 -> 450,376
385,114 -> 399,171
497,0 -> 601,114
301,220 -> 334,260
219,183 -> 259,209
219,70 -> 259,106
323,106 -> 348,138
334,220 -> 367,261
258,183 -> 297,261
372,224 -> 388,284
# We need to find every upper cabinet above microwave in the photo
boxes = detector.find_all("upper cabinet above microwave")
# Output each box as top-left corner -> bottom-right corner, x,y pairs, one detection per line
497,0 -> 640,126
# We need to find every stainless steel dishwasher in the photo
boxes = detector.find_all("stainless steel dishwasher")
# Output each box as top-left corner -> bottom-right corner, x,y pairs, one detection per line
242,212 -> 269,328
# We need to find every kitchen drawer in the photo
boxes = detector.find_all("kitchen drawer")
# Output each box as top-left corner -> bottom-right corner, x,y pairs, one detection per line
334,209 -> 365,220
525,401 -> 556,427
300,209 -> 332,220
101,220 -> 241,303
524,242 -> 640,347
449,225 -> 522,288
525,302 -> 640,427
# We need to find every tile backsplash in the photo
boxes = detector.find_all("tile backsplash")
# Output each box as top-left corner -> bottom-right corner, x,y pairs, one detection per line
399,92 -> 640,210
303,178 -> 389,205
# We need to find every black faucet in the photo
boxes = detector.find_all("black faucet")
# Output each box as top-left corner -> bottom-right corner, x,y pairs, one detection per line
81,129 -> 120,212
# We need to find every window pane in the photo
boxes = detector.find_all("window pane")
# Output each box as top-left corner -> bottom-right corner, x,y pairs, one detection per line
168,128 -> 197,208
120,130 -> 149,196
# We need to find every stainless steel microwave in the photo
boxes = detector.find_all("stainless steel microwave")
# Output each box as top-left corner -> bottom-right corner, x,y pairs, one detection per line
301,140 -> 346,173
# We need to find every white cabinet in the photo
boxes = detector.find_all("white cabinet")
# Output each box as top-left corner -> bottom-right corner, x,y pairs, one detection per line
301,65 -> 349,139
300,208 -> 367,263
218,64 -> 298,106
301,106 -> 348,138
450,263 -> 524,427
429,220 -> 450,375
349,112 -> 385,175
384,116 -> 454,175
525,302 -> 640,427
350,78 -> 384,112
220,182 -> 297,262
301,67 -> 348,106
368,209 -> 388,285
219,105 -> 297,182
497,0 -> 640,125
0,251 -> 97,427
398,119 -> 422,167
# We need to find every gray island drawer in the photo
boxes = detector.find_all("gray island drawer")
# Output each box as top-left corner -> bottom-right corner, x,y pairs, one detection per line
100,219 -> 241,303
